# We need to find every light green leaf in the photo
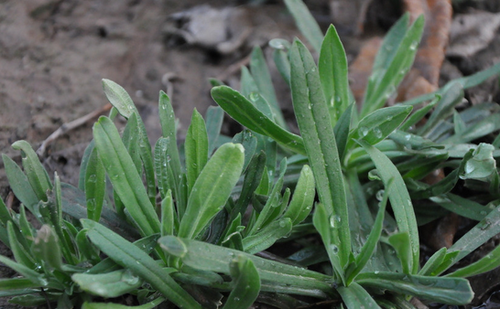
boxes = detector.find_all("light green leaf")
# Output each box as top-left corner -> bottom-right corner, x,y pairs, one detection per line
2,154 -> 39,214
356,272 -> 473,305
84,147 -> 105,222
222,255 -> 260,309
242,218 -> 292,254
319,25 -> 349,124
82,298 -> 164,309
361,15 -> 424,117
185,109 -> 209,195
283,165 -> 315,225
290,39 -> 350,266
205,106 -> 224,155
388,232 -> 412,274
355,105 -> 412,146
159,236 -> 333,296
284,0 -> 323,53
72,269 -> 142,298
12,140 -> 52,202
357,140 -> 419,273
178,143 -> 244,239
82,220 -> 201,308
250,46 -> 286,128
211,86 -> 305,155
93,116 -> 160,236
338,283 -> 381,309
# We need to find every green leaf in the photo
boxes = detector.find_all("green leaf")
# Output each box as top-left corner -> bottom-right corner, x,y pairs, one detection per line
82,220 -> 201,308
447,242 -> 500,278
334,103 -> 354,160
93,116 -> 160,236
158,91 -> 184,211
31,225 -> 63,271
82,298 -> 165,309
361,15 -> 424,117
460,143 -> 496,181
178,143 -> 244,239
2,154 -> 39,215
231,151 -> 266,220
271,41 -> 291,86
122,113 -> 142,174
7,221 -> 36,269
419,248 -> 459,276
11,141 -> 52,202
161,190 -> 175,237
79,140 -> 96,190
346,181 -> 389,284
102,79 -> 135,118
84,147 -> 105,221
319,25 -> 350,124
159,236 -> 333,296
356,272 -> 473,305
250,46 -> 286,128
242,218 -> 292,254
211,86 -> 305,155
284,0 -> 323,53
388,232 -> 412,274
356,140 -> 419,273
313,203 -> 345,284
283,165 -> 315,225
354,105 -> 413,146
338,283 -> 381,309
222,255 -> 260,309
185,109 -> 209,195
418,82 -> 464,137
430,193 -> 490,221
72,269 -> 142,298
290,39 -> 350,266
443,204 -> 500,274
205,106 -> 224,155
0,255 -> 47,287
102,79 -> 156,205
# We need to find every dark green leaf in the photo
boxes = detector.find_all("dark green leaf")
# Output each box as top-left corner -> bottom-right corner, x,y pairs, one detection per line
284,0 -> 323,53
185,109 -> 209,195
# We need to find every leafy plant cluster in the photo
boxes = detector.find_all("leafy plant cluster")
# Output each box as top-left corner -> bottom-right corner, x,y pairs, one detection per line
2,0 -> 500,308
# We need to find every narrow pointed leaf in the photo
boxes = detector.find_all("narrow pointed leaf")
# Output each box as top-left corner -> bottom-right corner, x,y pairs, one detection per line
72,269 -> 142,298
283,165 -> 315,225
222,255 -> 260,309
93,116 -> 160,236
211,86 -> 305,154
185,109 -> 209,194
11,140 -> 52,202
357,140 -> 419,273
178,143 -> 244,239
338,283 -> 381,309
319,25 -> 350,124
356,272 -> 473,305
82,220 -> 201,308
290,39 -> 350,266
284,0 -> 323,52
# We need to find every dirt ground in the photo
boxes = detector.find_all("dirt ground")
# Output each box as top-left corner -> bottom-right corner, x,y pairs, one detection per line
0,0 -> 500,308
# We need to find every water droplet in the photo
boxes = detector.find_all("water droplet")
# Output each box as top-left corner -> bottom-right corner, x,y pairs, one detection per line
405,134 -> 411,141
373,127 -> 382,138
88,174 -> 97,183
359,127 -> 369,137
409,41 -> 418,51
465,163 -> 475,174
376,190 -> 385,201
249,92 -> 259,102
279,220 -> 287,228
329,244 -> 339,254
307,104 -> 312,110
121,270 -> 140,285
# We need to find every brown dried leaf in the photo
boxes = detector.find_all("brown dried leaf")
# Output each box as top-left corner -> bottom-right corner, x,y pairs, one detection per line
398,0 -> 452,100
349,37 -> 382,103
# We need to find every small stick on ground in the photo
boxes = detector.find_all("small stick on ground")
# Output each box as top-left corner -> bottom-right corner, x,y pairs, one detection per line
36,103 -> 112,157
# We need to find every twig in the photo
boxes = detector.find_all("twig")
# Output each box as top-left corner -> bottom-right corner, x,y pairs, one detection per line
215,53 -> 252,82
36,103 -> 112,157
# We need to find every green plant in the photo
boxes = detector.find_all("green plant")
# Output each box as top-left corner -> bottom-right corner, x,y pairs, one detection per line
1,0 -> 500,308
